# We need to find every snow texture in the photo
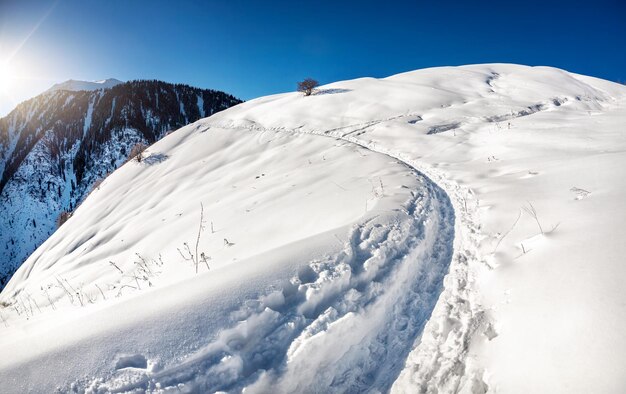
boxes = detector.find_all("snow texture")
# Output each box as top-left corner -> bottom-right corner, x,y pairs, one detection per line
1,64 -> 626,393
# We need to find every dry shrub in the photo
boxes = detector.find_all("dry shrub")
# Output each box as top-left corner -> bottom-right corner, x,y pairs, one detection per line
56,210 -> 72,228
297,78 -> 319,96
129,143 -> 148,163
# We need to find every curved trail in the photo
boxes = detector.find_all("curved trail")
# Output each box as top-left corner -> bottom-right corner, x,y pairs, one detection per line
233,120 -> 487,393
95,123 -> 474,393
252,120 -> 487,393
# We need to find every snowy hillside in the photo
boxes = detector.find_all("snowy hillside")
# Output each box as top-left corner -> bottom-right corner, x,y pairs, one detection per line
0,81 -> 241,288
46,78 -> 124,92
1,64 -> 625,393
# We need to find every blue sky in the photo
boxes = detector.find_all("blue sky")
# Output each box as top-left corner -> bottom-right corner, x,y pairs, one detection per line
1,0 -> 625,116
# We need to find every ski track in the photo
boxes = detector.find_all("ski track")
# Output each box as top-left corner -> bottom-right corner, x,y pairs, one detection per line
78,116 -> 488,393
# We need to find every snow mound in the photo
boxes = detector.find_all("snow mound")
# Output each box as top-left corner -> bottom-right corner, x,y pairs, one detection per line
46,78 -> 123,92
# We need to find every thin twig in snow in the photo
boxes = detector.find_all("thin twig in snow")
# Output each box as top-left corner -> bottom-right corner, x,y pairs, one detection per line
116,284 -> 138,297
195,202 -> 205,273
200,252 -> 211,271
56,277 -> 74,303
493,209 -> 522,253
109,261 -> 124,274
26,292 -> 41,314
95,284 -> 107,301
331,181 -> 347,191
523,201 -> 544,235
43,287 -> 56,310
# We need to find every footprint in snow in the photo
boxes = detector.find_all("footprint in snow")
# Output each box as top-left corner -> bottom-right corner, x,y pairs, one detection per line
570,187 -> 591,200
115,354 -> 147,370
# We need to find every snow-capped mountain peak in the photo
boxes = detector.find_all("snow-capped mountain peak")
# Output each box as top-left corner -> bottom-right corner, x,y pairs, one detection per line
46,78 -> 124,92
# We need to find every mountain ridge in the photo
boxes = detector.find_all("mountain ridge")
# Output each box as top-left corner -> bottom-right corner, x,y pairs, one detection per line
0,80 -> 242,287
46,78 -> 124,93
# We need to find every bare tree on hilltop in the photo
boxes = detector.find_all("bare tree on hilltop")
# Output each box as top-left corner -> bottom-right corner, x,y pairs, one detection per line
297,78 -> 319,96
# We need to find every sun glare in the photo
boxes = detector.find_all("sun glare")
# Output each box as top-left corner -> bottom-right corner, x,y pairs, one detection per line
0,61 -> 16,93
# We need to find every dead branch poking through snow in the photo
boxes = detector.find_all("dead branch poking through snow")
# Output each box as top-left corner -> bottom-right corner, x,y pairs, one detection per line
523,201 -> 544,235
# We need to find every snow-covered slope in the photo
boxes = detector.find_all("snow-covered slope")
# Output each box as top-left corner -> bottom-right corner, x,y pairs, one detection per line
46,78 -> 124,92
0,120 -> 449,393
1,64 -> 625,393
0,81 -> 241,288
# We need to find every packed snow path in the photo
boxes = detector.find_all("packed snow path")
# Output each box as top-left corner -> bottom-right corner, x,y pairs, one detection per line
102,157 -> 455,393
0,123 -> 460,393
82,122 -> 476,393
204,122 -> 485,394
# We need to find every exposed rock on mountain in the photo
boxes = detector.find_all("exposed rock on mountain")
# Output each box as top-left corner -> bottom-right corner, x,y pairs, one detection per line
0,80 -> 242,287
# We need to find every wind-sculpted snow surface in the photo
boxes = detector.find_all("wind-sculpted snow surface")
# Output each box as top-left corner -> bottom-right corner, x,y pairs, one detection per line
89,176 -> 454,393
0,119 -> 456,393
1,64 -> 626,393
206,64 -> 626,392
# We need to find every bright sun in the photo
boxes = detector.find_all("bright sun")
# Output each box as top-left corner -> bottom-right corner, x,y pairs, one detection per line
0,61 -> 16,93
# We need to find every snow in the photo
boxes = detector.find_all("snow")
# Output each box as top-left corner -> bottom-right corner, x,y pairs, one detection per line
83,95 -> 96,136
0,123 -> 442,393
197,94 -> 205,118
1,64 -> 626,393
46,78 -> 123,93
